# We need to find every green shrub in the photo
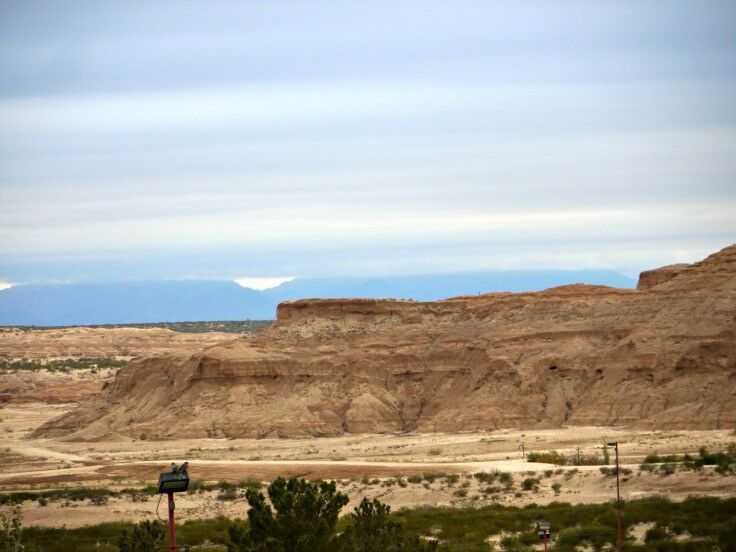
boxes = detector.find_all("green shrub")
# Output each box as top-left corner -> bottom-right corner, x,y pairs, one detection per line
336,497 -> 437,551
216,487 -> 238,501
526,451 -> 567,465
473,471 -> 498,484
90,495 -> 108,506
444,474 -> 460,486
117,520 -> 164,552
520,478 -> 539,491
497,472 -> 513,488
421,473 -> 445,484
0,506 -> 23,551
235,478 -> 262,490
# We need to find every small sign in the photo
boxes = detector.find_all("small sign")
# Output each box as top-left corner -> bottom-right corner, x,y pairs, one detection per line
538,520 -> 551,540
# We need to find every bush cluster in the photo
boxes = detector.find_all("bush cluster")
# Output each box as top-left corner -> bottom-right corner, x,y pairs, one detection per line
0,357 -> 127,373
0,485 -> 156,506
527,449 -> 607,466
641,444 -> 736,475
187,478 -> 262,495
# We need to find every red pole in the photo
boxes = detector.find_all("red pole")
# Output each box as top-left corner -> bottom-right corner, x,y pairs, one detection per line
544,532 -> 547,552
615,443 -> 622,552
167,492 -> 176,552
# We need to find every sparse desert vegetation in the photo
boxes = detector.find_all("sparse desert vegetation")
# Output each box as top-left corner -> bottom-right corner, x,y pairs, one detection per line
0,357 -> 128,373
8,493 -> 736,551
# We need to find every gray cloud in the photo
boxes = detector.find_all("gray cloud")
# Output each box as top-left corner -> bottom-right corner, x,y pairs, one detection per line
1,1 -> 735,283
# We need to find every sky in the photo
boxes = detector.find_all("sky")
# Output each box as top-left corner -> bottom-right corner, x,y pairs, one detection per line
1,1 -> 735,286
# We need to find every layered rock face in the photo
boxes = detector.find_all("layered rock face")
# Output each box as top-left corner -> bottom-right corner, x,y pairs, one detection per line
35,245 -> 736,440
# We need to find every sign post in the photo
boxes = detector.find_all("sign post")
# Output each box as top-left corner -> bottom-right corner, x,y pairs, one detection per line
537,519 -> 551,552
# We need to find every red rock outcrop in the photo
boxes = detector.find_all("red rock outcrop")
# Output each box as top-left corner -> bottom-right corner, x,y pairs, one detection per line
35,244 -> 736,440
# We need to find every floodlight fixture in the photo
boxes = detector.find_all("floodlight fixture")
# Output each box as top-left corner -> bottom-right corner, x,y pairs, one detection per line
158,466 -> 190,493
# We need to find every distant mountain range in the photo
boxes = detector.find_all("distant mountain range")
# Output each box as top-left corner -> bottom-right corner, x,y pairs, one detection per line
0,270 -> 636,326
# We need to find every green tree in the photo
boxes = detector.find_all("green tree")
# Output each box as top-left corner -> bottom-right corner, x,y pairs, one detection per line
0,506 -> 24,552
228,477 -> 349,552
336,497 -> 437,552
117,520 -> 165,552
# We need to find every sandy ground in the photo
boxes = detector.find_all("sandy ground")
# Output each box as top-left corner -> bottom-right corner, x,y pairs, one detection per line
2,402 -> 734,528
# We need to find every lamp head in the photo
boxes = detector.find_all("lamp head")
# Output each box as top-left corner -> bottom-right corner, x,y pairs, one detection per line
158,463 -> 190,493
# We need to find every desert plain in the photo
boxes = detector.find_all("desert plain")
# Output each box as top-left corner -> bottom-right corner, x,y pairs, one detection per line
1,343 -> 734,528
1,245 -> 735,533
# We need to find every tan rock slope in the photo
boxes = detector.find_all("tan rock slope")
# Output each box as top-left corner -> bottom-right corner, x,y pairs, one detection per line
35,244 -> 736,440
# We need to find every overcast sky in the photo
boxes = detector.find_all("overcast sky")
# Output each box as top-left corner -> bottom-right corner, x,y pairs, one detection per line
1,1 -> 735,285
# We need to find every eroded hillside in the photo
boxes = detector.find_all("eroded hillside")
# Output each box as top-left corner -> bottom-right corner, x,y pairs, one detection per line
35,244 -> 736,440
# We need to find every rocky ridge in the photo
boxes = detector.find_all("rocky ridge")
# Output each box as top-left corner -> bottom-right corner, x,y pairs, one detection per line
35,244 -> 736,440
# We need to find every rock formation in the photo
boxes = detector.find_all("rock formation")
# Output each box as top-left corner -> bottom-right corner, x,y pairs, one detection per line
35,244 -> 736,440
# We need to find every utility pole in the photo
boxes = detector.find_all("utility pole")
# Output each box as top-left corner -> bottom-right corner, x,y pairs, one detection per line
606,442 -> 623,552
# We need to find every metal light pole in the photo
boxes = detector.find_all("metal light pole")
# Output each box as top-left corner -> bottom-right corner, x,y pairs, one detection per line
158,462 -> 190,552
606,442 -> 623,552
167,492 -> 176,552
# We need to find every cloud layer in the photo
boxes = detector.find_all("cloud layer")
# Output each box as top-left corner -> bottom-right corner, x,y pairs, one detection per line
1,2 -> 735,283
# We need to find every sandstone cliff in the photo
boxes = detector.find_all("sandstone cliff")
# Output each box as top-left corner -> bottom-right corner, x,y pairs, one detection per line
35,244 -> 736,440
